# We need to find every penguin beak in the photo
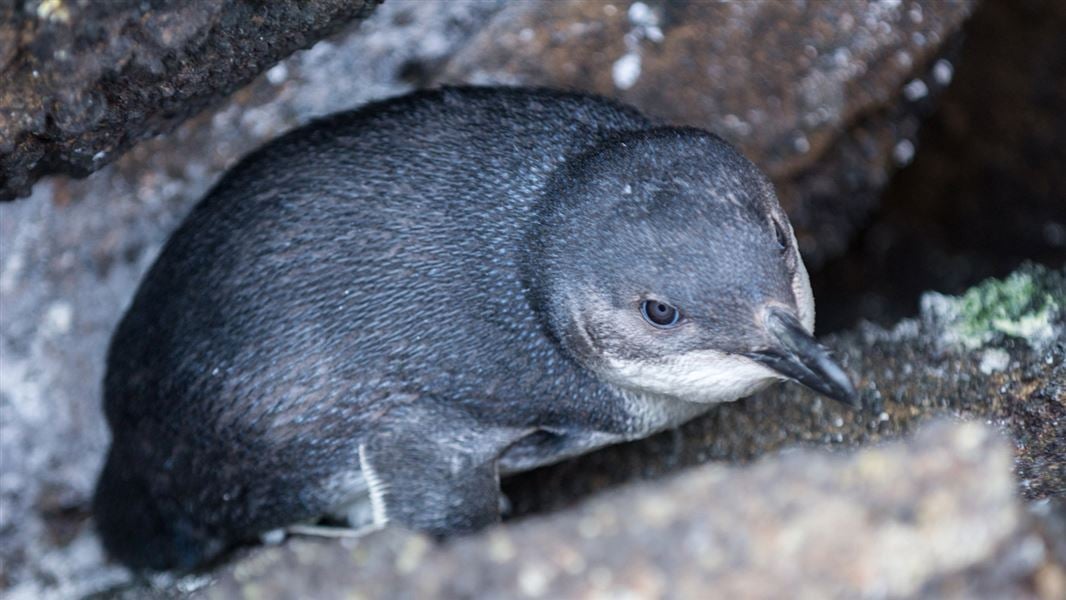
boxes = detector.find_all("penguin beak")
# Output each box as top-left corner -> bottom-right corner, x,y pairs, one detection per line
745,308 -> 860,409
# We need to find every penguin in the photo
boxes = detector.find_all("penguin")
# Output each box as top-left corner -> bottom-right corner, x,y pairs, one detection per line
93,86 -> 859,571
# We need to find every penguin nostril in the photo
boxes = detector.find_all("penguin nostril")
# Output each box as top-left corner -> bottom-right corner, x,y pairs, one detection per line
772,219 -> 789,252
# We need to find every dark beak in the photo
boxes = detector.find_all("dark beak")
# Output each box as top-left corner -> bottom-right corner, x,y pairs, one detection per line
745,308 -> 860,409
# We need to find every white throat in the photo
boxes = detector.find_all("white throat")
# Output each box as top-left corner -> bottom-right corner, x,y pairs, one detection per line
604,349 -> 784,405
601,350 -> 784,435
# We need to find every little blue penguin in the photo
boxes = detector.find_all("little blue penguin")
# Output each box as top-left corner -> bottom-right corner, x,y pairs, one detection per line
93,86 -> 859,571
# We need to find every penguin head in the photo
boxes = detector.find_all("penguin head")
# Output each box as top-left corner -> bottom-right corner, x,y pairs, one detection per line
535,128 -> 857,408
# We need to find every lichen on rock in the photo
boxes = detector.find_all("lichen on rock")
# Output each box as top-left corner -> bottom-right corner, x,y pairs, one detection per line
922,266 -> 1062,350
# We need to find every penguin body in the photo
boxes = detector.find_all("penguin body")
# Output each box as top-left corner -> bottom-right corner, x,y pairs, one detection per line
94,87 -> 856,570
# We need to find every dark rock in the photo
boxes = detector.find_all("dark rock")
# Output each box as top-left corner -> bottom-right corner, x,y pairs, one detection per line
194,422 -> 1065,599
439,0 -> 976,266
0,0 -> 381,201
812,0 -> 1066,333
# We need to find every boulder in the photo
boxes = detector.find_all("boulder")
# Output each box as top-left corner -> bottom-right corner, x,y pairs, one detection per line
202,422 -> 1066,599
811,0 -> 1066,332
439,0 -> 977,266
0,0 -> 381,200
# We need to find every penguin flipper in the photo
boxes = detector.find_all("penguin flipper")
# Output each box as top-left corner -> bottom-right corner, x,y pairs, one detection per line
358,422 -> 506,537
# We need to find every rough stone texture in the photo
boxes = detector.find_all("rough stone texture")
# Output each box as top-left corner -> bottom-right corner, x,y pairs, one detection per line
0,0 -> 381,201
438,0 -> 976,266
163,423 -> 1066,599
0,2 -> 507,596
812,0 -> 1066,333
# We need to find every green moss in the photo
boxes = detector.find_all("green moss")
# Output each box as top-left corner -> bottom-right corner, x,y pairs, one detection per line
950,269 -> 1059,348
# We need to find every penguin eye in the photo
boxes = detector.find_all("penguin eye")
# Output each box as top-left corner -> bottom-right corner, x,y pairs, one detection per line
772,218 -> 790,252
641,299 -> 681,328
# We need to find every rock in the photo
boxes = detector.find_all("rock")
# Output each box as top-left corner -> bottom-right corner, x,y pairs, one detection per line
438,0 -> 977,266
810,0 -> 1066,333
0,0 -> 382,201
0,1 -> 506,595
186,422 -> 1065,598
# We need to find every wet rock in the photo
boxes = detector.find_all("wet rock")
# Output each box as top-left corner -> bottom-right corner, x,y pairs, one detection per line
439,0 -> 976,266
190,422 -> 1064,599
0,1 -> 506,595
0,0 -> 381,201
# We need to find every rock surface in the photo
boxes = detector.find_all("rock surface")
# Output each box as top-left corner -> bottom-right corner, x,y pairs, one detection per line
811,0 -> 1066,332
439,0 -> 977,265
0,0 -> 381,201
169,423 -> 1066,599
